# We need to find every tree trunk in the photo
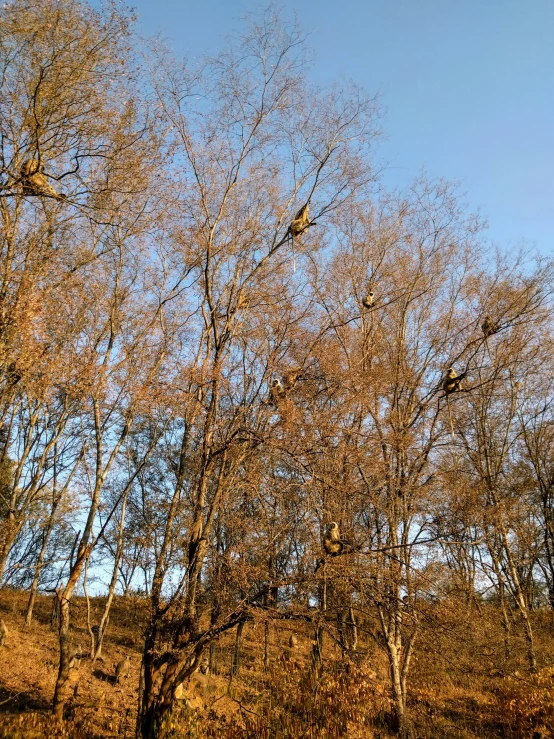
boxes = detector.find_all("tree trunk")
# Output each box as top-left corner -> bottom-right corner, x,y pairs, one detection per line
387,638 -> 411,738
338,608 -> 347,655
312,622 -> 323,673
138,631 -> 201,739
51,593 -> 60,628
138,624 -> 162,738
25,509 -> 57,625
500,527 -> 537,671
522,612 -> 537,672
52,401 -> 130,719
264,622 -> 270,671
388,640 -> 404,727
230,619 -> 246,678
89,493 -> 128,660
209,640 -> 217,675
53,595 -> 73,721
348,606 -> 358,652
0,515 -> 20,584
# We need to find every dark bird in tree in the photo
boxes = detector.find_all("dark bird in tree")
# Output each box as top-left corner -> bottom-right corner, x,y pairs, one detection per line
20,159 -> 66,199
482,315 -> 500,338
288,203 -> 311,237
442,368 -> 466,395
362,291 -> 375,310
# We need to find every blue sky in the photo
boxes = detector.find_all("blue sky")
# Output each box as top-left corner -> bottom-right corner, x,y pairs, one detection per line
125,0 -> 553,254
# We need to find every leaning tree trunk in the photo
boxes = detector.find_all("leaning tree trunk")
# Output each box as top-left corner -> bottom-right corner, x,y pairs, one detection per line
53,401 -> 130,719
89,492 -> 128,660
53,574 -> 81,720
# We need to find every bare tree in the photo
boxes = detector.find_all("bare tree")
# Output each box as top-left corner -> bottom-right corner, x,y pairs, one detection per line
134,9 -> 379,736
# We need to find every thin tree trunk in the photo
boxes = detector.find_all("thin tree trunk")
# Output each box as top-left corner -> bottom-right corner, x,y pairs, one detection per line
53,587 -> 76,720
498,525 -> 537,671
50,592 -> 60,628
209,638 -> 218,676
25,513 -> 56,625
90,492 -> 128,661
25,444 -> 71,625
388,639 -> 405,733
0,515 -> 20,583
264,622 -> 270,671
348,606 -> 358,652
338,608 -> 347,655
53,402 -> 130,719
230,619 -> 246,678
311,622 -> 323,673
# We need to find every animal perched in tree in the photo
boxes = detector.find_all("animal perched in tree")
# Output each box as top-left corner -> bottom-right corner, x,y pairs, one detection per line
323,521 -> 344,556
288,634 -> 298,649
482,315 -> 499,338
0,619 -> 8,647
115,654 -> 131,684
269,378 -> 286,404
362,291 -> 375,309
442,368 -> 466,395
282,368 -> 301,391
174,682 -> 187,701
288,203 -> 311,237
4,361 -> 22,387
68,645 -> 82,672
20,159 -> 65,199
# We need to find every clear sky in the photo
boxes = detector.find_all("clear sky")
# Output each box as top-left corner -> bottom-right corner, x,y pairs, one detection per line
123,0 -> 554,254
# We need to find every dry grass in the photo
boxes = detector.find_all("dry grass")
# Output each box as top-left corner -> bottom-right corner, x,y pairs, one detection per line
1,591 -> 554,738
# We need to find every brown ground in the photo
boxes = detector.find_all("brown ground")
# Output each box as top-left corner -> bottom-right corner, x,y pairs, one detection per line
0,590 -> 265,738
0,590 -> 145,737
1,590 -> 554,738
